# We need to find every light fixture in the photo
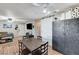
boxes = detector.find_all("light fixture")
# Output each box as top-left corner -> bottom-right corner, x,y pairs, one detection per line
43,8 -> 51,15
8,18 -> 12,22
8,18 -> 12,21
47,11 -> 50,14
43,9 -> 47,13
42,4 -> 50,14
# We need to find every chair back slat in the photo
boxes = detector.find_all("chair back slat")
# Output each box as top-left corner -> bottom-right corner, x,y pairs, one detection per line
18,40 -> 22,55
18,40 -> 31,55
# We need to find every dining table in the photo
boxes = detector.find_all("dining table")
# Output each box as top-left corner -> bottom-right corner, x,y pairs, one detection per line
21,38 -> 47,52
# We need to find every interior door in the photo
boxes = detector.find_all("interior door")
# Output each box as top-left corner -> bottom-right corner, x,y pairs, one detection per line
53,20 -> 65,53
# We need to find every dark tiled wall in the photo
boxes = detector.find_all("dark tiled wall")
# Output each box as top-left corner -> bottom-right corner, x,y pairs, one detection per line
53,18 -> 79,55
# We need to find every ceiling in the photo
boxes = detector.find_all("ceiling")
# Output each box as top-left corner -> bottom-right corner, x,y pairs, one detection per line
0,3 -> 77,23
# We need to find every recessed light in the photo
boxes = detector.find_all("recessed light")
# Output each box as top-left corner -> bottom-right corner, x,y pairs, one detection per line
43,9 -> 47,13
47,11 -> 50,14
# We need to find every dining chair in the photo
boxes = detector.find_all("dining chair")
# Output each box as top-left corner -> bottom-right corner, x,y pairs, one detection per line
32,42 -> 48,55
37,36 -> 42,40
18,40 -> 31,55
23,32 -> 29,39
18,40 -> 22,55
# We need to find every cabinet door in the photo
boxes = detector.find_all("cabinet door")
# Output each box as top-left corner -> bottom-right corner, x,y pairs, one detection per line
64,18 -> 79,54
53,20 -> 65,53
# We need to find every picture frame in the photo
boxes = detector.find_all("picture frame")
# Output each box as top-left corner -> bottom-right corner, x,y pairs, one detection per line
3,24 -> 12,28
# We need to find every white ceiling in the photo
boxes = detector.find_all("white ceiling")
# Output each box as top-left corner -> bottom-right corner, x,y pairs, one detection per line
0,3 -> 77,22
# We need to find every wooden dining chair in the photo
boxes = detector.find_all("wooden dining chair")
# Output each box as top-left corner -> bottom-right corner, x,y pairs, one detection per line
18,40 -> 31,55
18,40 -> 22,55
32,42 -> 48,55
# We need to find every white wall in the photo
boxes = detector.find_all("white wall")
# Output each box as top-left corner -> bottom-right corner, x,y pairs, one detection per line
41,17 -> 53,46
18,23 -> 26,36
0,21 -> 26,37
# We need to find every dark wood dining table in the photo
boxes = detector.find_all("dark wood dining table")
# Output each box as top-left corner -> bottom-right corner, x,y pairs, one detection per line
21,38 -> 47,52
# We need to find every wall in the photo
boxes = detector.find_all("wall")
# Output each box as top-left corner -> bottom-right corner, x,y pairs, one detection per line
25,21 -> 35,37
0,21 -> 26,37
34,20 -> 41,38
41,17 -> 53,46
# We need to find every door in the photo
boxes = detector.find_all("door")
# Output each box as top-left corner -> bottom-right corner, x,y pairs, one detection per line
53,20 -> 65,53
